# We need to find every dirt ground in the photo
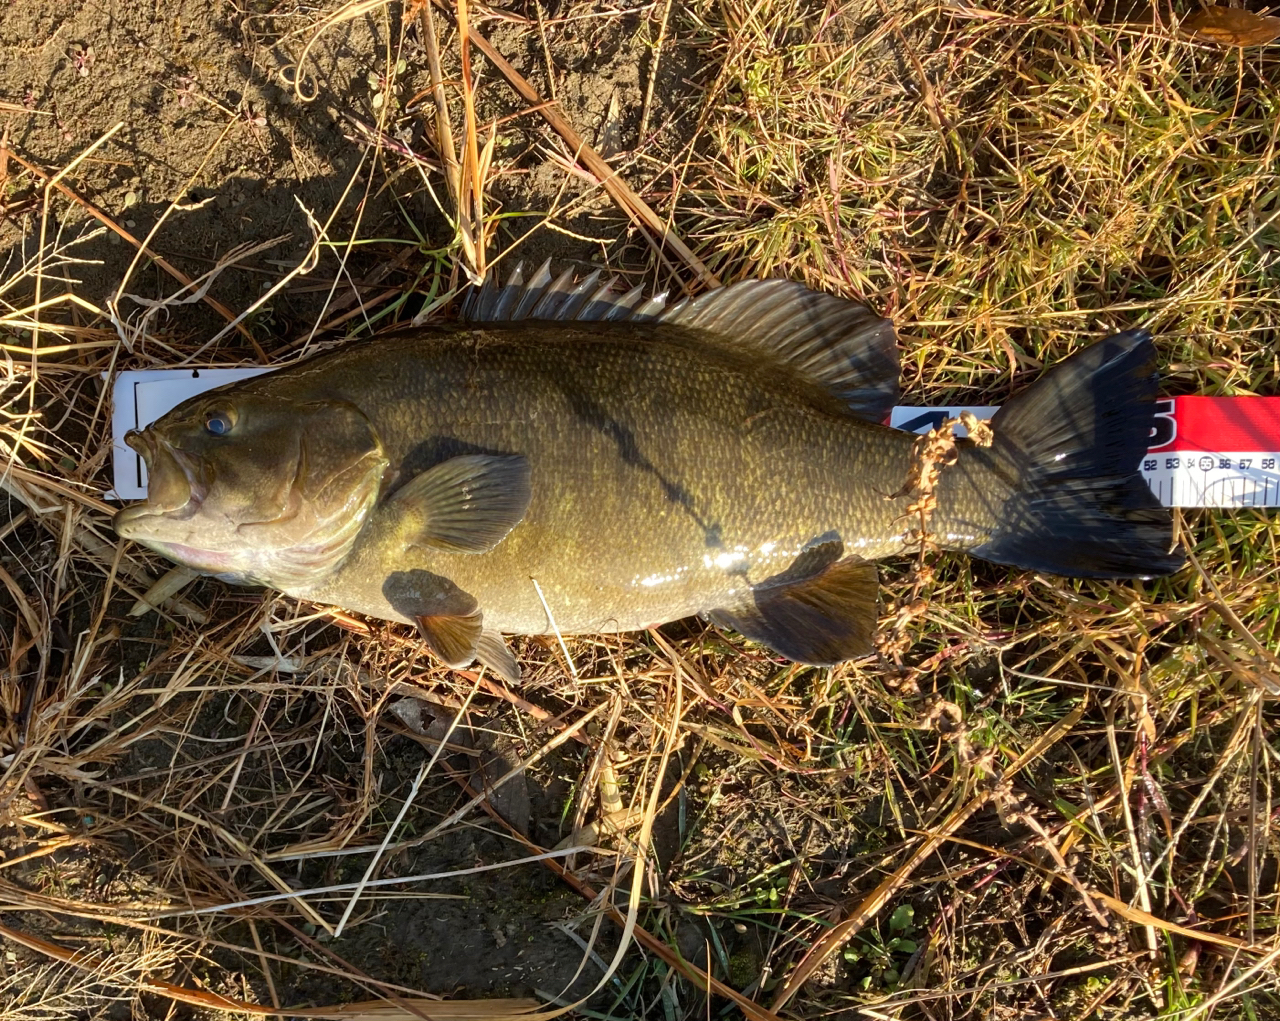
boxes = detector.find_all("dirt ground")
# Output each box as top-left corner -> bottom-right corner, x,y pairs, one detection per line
0,0 -> 692,343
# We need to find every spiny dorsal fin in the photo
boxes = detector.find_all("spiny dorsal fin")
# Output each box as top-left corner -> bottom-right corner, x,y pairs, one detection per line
461,260 -> 899,423
463,259 -> 668,323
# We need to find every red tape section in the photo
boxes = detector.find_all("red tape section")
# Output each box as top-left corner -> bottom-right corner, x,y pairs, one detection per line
1150,396 -> 1280,454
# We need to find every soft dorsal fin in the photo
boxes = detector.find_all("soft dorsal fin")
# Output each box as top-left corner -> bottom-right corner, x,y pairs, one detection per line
657,280 -> 899,422
462,261 -> 900,423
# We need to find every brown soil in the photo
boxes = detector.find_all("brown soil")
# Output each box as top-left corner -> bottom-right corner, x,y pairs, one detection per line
0,0 -> 702,351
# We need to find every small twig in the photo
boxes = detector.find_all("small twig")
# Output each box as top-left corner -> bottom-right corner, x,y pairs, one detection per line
169,847 -> 592,917
246,920 -> 280,1013
531,576 -> 579,680
989,775 -> 1110,928
638,0 -> 674,142
451,6 -> 719,291
874,0 -> 947,132
332,676 -> 483,938
111,235 -> 288,353
455,0 -> 487,282
6,145 -> 265,358
882,412 -> 990,658
1104,689 -> 1158,957
418,699 -> 607,842
419,0 -> 461,205
534,1 -> 557,101
339,111 -> 442,170
0,100 -> 52,115
433,738 -> 784,1020
0,917 -> 538,1018
286,0 -> 389,103
771,698 -> 1090,1009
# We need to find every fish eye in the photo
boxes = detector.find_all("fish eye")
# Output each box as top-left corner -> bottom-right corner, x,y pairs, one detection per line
204,410 -> 235,436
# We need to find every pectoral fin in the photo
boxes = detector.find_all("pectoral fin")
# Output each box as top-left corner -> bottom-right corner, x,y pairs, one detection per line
709,554 -> 879,665
416,610 -> 484,669
393,454 -> 532,554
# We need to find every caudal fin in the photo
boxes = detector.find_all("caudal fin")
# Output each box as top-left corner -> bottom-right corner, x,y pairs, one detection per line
969,331 -> 1184,579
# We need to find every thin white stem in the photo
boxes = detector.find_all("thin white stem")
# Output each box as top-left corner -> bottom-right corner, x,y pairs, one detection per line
532,576 -> 578,680
331,676 -> 482,937
169,846 -> 593,917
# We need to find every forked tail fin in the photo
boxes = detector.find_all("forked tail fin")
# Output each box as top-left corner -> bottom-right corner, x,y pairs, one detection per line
969,330 -> 1184,579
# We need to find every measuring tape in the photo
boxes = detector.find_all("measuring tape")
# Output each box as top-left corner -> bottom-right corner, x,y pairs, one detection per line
1141,396 -> 1279,508
890,396 -> 1280,509
110,369 -> 1279,508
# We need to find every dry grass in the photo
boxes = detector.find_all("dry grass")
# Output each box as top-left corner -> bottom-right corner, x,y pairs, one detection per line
1,0 -> 1279,1018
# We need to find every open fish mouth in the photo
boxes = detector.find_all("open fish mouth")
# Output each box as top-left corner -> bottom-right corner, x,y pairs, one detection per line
113,428 -> 208,536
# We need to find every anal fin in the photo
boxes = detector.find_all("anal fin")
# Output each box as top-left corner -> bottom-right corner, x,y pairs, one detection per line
415,616 -> 519,681
709,555 -> 879,665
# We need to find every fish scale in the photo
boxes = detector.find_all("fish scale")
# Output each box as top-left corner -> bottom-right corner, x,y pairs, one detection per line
284,324 -> 925,635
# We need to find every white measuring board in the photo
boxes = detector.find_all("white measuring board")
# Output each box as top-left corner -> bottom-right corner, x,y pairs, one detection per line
110,369 -> 1279,508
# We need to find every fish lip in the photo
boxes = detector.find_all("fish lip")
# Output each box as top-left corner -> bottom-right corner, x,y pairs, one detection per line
112,501 -> 154,537
115,427 -> 207,531
124,427 -> 151,459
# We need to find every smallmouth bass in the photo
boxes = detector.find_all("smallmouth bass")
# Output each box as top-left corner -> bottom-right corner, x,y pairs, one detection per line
114,264 -> 1183,679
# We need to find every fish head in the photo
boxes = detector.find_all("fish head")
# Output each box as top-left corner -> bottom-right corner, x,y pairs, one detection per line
113,390 -> 388,587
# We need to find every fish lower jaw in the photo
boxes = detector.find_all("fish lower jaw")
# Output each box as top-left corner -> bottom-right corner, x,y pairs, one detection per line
112,505 -> 168,539
144,540 -> 244,579
113,497 -> 207,540
115,533 -> 271,586
142,540 -> 351,590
